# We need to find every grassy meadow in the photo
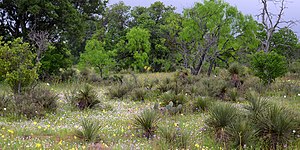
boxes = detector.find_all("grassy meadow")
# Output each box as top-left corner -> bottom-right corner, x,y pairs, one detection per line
0,70 -> 300,150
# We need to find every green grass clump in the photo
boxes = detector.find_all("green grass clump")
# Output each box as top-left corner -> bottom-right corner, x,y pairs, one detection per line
133,109 -> 160,139
74,118 -> 102,142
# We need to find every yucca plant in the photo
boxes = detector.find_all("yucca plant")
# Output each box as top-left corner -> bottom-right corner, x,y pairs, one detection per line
133,109 -> 160,139
74,118 -> 101,142
254,104 -> 297,149
73,84 -> 100,110
160,126 -> 189,149
206,103 -> 238,143
226,117 -> 256,149
193,97 -> 211,112
244,91 -> 269,119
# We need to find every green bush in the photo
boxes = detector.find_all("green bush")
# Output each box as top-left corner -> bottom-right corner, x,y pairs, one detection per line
13,87 -> 58,118
159,125 -> 189,149
0,37 -> 39,94
133,109 -> 160,139
206,103 -> 238,142
74,118 -> 101,142
289,61 -> 300,73
160,92 -> 187,107
254,104 -> 298,149
197,77 -> 227,98
71,84 -> 100,110
251,51 -> 287,84
226,117 -> 256,149
108,83 -> 133,99
130,88 -> 147,101
193,97 -> 211,112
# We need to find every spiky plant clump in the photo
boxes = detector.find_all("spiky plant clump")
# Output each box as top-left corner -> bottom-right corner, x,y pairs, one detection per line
160,125 -> 189,149
73,84 -> 100,110
226,117 -> 256,149
74,119 -> 101,142
254,104 -> 297,149
244,91 -> 269,119
206,103 -> 238,143
133,109 -> 160,139
193,97 -> 211,112
206,103 -> 238,130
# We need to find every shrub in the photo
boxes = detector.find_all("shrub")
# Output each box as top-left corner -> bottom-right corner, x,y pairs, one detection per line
159,125 -> 189,149
193,97 -> 211,112
226,117 -> 256,149
108,83 -> 133,99
289,61 -> 300,74
227,88 -> 238,101
157,78 -> 177,93
251,51 -> 287,84
206,103 -> 238,142
71,84 -> 100,110
0,37 -> 39,94
228,62 -> 243,76
160,92 -> 187,107
198,77 -> 227,98
254,104 -> 298,149
74,118 -> 101,142
0,93 -> 14,116
244,91 -> 269,118
130,88 -> 147,101
13,87 -> 58,118
133,109 -> 160,139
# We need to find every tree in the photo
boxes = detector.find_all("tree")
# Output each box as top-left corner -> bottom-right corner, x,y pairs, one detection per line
179,0 -> 259,75
251,51 -> 287,84
0,37 -> 39,94
126,27 -> 151,71
78,38 -> 114,78
258,0 -> 295,52
270,27 -> 299,62
130,2 -> 177,72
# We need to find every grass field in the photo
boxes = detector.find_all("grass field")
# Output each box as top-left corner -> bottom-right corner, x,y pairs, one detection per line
0,72 -> 300,149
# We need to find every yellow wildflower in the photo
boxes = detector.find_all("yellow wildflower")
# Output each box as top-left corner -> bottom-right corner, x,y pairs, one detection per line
36,143 -> 42,148
7,129 -> 14,134
33,122 -> 37,125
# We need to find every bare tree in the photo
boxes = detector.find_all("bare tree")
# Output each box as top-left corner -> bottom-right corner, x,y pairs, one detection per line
28,30 -> 50,63
259,0 -> 295,52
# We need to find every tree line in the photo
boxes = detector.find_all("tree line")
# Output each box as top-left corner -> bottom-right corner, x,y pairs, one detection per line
0,0 -> 299,88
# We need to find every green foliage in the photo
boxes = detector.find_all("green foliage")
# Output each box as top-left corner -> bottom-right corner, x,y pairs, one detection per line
160,92 -> 187,107
227,88 -> 238,101
133,109 -> 160,139
228,62 -> 243,76
74,118 -> 101,142
130,88 -> 147,101
206,103 -> 238,131
71,84 -> 100,110
226,117 -> 256,149
251,51 -> 288,84
126,27 -> 151,71
180,0 -> 259,75
271,27 -> 299,61
108,83 -> 134,99
289,61 -> 300,74
0,37 -> 39,94
78,38 -> 115,78
254,104 -> 298,149
14,86 -> 58,118
193,97 -> 211,112
40,44 -> 72,80
159,125 -> 189,149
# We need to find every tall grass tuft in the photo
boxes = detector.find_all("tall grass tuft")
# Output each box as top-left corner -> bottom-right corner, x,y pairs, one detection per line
74,118 -> 101,142
133,109 -> 160,139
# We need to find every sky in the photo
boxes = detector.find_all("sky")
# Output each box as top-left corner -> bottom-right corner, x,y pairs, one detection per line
108,0 -> 300,37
